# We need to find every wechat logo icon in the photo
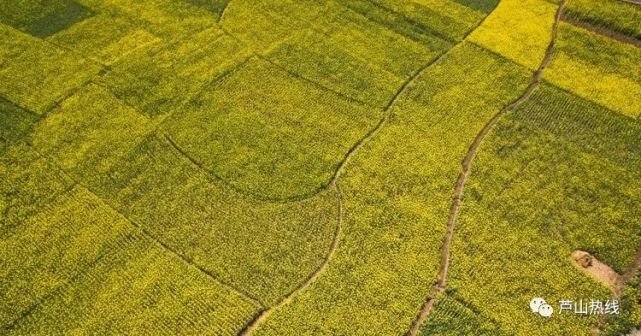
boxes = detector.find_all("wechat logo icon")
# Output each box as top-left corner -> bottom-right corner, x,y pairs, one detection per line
530,297 -> 553,318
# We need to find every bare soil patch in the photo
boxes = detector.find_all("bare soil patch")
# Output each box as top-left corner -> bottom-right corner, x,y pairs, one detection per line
570,250 -> 622,292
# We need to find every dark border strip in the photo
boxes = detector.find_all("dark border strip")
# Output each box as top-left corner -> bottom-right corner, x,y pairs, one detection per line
561,14 -> 641,47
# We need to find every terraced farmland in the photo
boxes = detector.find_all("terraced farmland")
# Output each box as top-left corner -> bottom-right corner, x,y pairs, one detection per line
1,0 -> 640,335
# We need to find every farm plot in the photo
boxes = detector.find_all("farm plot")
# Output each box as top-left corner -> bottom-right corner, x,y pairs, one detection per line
0,97 -> 38,145
346,0 -> 493,41
88,133 -> 339,307
97,27 -> 251,118
0,186 -> 135,328
184,0 -> 231,19
46,12 -> 161,66
220,0 -> 329,51
469,0 -> 558,70
0,144 -> 74,238
162,58 -> 383,200
0,24 -> 101,115
564,0 -> 641,40
248,0 -> 494,109
27,78 -> 337,306
0,0 -> 92,38
30,84 -> 155,185
262,1 -> 451,108
5,231 -> 260,336
1,184 -> 259,335
76,0 -> 220,40
252,42 -> 532,336
431,84 -> 641,335
543,22 -> 641,118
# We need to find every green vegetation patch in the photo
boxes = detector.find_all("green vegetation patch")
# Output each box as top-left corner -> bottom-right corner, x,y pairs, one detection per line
254,42 -> 532,336
47,13 -> 160,66
183,0 -> 230,18
30,84 -> 154,184
6,233 -> 260,335
0,144 -> 74,238
163,58 -> 383,200
564,0 -> 641,40
420,293 -> 501,335
90,134 -> 339,306
450,0 -> 499,13
264,3 -> 451,107
0,186 -> 134,328
511,84 -> 641,270
0,97 -> 38,143
351,0 -> 488,41
98,28 -> 251,117
0,25 -> 101,114
443,84 -> 641,334
0,0 -> 92,38
469,0 -> 558,70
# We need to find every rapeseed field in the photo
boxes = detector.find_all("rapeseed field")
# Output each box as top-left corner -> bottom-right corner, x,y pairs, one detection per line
1,0 -> 639,335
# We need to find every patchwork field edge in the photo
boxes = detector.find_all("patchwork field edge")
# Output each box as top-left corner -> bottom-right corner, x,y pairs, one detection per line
7,143 -> 266,311
238,183 -> 344,335
406,1 -> 567,334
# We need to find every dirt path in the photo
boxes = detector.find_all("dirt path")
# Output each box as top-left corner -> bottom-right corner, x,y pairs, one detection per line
406,2 -> 567,335
237,45 -> 452,335
163,47 -> 435,203
592,248 -> 641,335
619,0 -> 641,6
238,182 -> 343,335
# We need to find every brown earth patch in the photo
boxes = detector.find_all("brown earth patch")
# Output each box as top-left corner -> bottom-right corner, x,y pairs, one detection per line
570,250 -> 623,292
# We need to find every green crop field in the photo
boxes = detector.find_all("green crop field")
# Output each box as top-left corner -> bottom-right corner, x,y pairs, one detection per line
1,0 -> 640,335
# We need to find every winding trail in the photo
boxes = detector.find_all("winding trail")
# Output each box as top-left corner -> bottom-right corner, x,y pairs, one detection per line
619,0 -> 641,6
163,44 -> 452,205
238,182 -> 343,336
236,47 -> 453,335
406,1 -> 567,335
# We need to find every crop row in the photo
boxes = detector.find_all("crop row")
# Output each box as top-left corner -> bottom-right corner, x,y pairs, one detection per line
24,77 -> 342,307
0,24 -> 101,114
420,293 -> 501,335
564,0 -> 641,40
543,22 -> 641,118
1,181 -> 260,334
162,57 -> 384,200
251,41 -> 533,335
438,84 -> 641,335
